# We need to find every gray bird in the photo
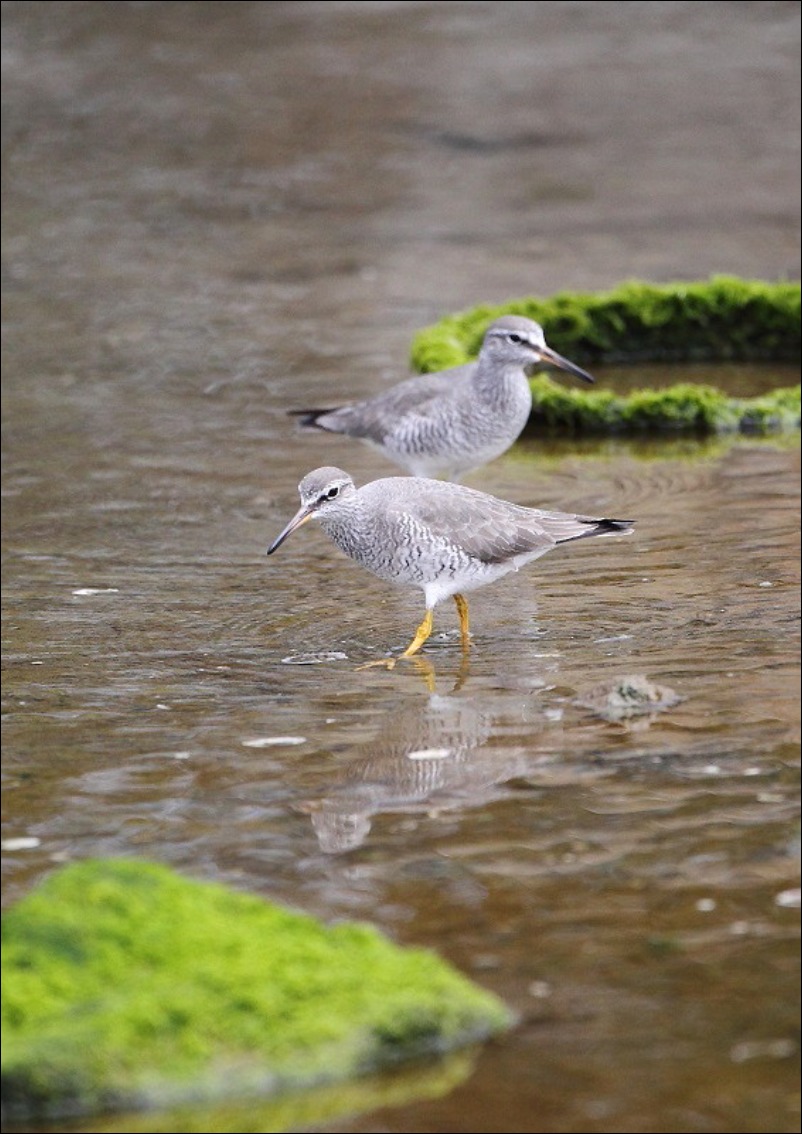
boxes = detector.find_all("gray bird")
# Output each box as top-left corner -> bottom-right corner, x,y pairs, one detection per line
289,316 -> 594,480
267,466 -> 634,668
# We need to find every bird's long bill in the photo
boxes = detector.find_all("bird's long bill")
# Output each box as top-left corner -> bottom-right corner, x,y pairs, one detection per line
266,504 -> 313,555
538,344 -> 595,384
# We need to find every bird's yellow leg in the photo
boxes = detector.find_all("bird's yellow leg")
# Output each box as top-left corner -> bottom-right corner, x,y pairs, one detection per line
357,609 -> 435,671
399,608 -> 435,658
453,593 -> 471,650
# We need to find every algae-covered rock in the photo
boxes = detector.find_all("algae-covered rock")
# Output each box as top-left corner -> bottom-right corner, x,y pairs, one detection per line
1,859 -> 513,1123
524,375 -> 800,436
409,277 -> 801,436
411,277 -> 801,369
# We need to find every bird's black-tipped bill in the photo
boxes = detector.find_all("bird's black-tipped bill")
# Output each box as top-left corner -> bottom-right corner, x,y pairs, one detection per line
266,505 -> 313,555
538,345 -> 595,385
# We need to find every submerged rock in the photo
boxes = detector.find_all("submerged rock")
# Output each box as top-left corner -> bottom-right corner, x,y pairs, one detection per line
1,858 -> 513,1123
574,674 -> 682,721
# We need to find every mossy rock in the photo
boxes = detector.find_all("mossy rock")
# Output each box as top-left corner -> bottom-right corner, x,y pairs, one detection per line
409,277 -> 800,435
1,859 -> 513,1123
411,277 -> 801,367
522,375 -> 800,436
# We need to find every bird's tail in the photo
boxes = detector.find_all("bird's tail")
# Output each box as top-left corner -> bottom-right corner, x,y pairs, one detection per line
287,408 -> 340,429
558,517 -> 635,542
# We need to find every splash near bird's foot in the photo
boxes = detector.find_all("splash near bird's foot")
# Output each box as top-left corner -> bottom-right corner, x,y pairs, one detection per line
357,610 -> 435,671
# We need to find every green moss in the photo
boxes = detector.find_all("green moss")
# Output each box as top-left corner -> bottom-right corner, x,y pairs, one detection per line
1,859 -> 513,1122
411,277 -> 801,368
409,277 -> 801,435
524,376 -> 800,436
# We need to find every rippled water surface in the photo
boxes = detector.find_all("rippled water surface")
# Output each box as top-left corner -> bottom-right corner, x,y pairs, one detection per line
2,4 -> 800,1133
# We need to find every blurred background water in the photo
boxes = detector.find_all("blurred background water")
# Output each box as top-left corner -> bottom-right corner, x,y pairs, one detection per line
2,3 -> 800,1132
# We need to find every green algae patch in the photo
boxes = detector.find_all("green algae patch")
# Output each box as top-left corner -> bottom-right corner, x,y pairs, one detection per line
524,375 -> 800,436
409,277 -> 800,435
410,277 -> 801,368
1,859 -> 513,1123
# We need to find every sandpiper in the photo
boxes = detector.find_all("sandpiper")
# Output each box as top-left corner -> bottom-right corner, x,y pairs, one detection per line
289,316 -> 594,480
267,466 -> 633,668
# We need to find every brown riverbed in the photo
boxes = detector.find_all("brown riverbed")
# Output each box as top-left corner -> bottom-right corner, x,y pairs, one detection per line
2,3 -> 800,1132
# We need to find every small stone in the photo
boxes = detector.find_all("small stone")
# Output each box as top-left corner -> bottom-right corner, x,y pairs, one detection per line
573,674 -> 682,721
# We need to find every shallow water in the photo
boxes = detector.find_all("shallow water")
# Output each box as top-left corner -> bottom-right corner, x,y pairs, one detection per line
2,3 -> 800,1133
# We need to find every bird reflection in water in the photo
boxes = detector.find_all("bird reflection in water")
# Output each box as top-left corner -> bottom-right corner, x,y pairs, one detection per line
293,672 -> 533,854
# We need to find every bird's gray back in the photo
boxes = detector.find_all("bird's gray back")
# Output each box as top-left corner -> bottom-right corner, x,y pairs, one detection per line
317,364 -> 476,444
358,478 -> 562,565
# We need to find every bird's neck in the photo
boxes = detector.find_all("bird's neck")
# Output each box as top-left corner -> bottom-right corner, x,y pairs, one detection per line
318,497 -> 371,558
472,359 -> 531,407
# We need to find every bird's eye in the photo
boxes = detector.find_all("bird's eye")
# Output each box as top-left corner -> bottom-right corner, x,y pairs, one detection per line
507,332 -> 523,344
326,485 -> 340,499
